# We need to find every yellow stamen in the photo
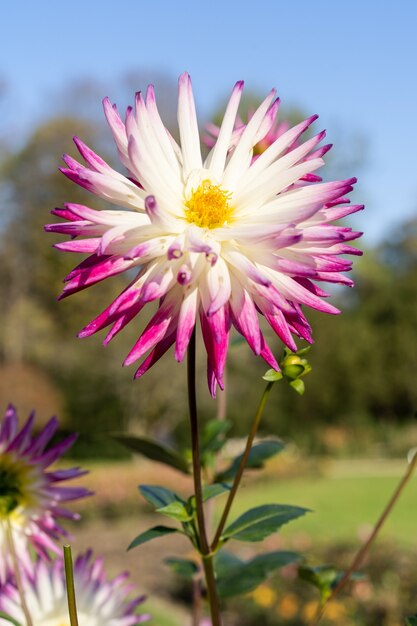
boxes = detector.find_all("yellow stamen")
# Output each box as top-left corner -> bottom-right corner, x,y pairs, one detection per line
185,180 -> 233,229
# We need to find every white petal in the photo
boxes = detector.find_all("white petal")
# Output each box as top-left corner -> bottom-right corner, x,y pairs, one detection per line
205,80 -> 244,179
222,89 -> 277,189
177,72 -> 202,176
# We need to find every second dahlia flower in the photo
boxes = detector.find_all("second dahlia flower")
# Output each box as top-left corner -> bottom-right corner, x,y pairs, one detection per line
46,73 -> 362,395
0,405 -> 91,581
0,551 -> 149,626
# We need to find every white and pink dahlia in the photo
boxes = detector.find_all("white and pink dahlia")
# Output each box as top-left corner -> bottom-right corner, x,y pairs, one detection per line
0,405 -> 91,581
46,73 -> 362,396
0,551 -> 149,626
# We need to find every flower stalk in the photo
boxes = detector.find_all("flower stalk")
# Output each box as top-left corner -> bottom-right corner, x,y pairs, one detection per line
63,544 -> 79,626
187,330 -> 222,626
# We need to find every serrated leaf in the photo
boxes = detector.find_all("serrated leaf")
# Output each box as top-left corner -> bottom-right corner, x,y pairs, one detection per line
128,525 -> 179,550
157,501 -> 193,522
217,551 -> 300,598
289,379 -> 305,395
113,435 -> 190,474
216,439 -> 284,481
262,369 -> 283,382
164,557 -> 199,579
0,613 -> 23,626
222,504 -> 309,542
139,485 -> 184,509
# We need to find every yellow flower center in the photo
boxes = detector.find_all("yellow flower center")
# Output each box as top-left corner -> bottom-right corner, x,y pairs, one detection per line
185,180 -> 233,229
0,454 -> 36,519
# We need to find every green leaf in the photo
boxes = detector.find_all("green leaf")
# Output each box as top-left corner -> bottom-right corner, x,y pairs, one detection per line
262,369 -> 283,382
164,557 -> 199,579
217,551 -> 300,598
201,419 -> 232,453
214,550 -> 243,577
299,564 -> 338,588
139,485 -> 184,509
289,379 -> 305,395
216,439 -> 284,481
299,564 -> 365,602
222,504 -> 309,542
0,613 -> 23,626
128,525 -> 179,551
406,618 -> 417,626
113,435 -> 190,474
201,483 -> 231,502
157,501 -> 193,522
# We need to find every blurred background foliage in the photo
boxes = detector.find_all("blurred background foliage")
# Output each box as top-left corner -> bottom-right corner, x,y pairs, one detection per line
0,74 -> 416,460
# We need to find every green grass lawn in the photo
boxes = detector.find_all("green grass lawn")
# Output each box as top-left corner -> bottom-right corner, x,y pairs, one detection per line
220,459 -> 417,544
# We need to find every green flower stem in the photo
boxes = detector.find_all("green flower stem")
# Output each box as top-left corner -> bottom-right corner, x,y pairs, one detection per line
211,381 -> 274,551
5,519 -> 34,626
187,330 -> 222,626
63,545 -> 79,626
311,449 -> 417,626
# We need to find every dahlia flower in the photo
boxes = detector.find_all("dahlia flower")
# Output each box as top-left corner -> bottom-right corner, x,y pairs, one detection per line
46,72 -> 362,396
0,551 -> 149,626
0,405 -> 91,581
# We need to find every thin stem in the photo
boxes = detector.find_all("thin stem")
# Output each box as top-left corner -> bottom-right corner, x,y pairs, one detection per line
5,519 -> 34,626
212,381 -> 274,551
63,545 -> 79,626
311,449 -> 417,626
206,369 -> 228,539
187,330 -> 222,626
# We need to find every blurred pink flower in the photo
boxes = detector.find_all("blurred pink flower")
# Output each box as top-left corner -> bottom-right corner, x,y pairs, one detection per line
0,405 -> 91,581
46,73 -> 362,396
0,550 -> 149,626
203,110 -> 296,162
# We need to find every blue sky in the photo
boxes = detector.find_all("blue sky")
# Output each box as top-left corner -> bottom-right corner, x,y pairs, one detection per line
2,0 -> 416,244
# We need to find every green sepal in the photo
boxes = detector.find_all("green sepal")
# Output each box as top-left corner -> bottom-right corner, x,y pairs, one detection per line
222,503 -> 309,542
299,564 -> 365,603
262,369 -> 283,382
216,550 -> 301,598
128,525 -> 180,551
156,501 -> 193,522
113,435 -> 190,474
139,485 -> 185,509
289,378 -> 305,395
164,557 -> 199,579
283,364 -> 305,379
0,613 -> 23,626
405,617 -> 417,626
215,439 -> 284,481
